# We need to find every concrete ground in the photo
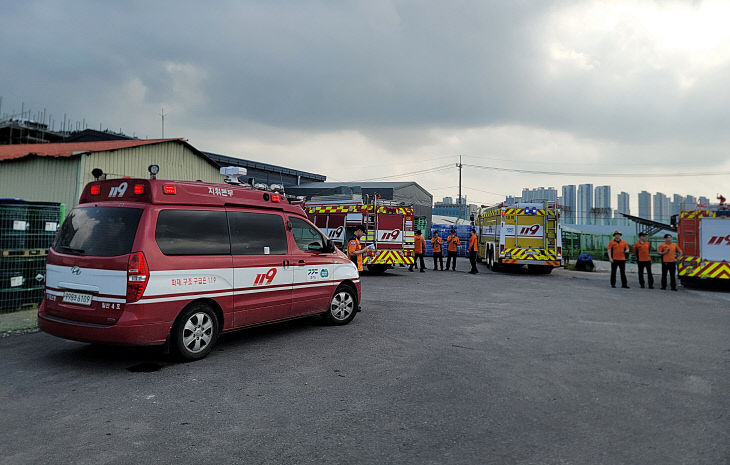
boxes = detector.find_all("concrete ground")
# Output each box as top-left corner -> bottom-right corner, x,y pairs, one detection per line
0,262 -> 727,465
0,307 -> 37,334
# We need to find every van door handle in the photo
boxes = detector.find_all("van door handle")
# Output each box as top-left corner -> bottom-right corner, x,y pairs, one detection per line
298,259 -> 306,264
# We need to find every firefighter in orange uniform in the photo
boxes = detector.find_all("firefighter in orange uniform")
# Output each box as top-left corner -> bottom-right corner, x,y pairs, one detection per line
431,231 -> 444,271
633,232 -> 654,289
607,230 -> 630,288
657,233 -> 682,291
446,229 -> 460,271
409,229 -> 426,272
347,224 -> 369,273
468,228 -> 479,274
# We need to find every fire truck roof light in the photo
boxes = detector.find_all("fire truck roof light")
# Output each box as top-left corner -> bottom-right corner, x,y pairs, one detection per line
271,193 -> 281,203
220,166 -> 247,176
163,185 -> 176,195
90,185 -> 101,195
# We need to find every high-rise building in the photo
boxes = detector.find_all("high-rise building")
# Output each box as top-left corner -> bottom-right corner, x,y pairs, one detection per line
577,184 -> 593,224
594,186 -> 611,209
520,187 -> 557,202
653,192 -> 670,222
442,197 -> 453,205
683,195 -> 697,211
561,185 -> 576,224
699,196 -> 710,206
593,185 -> 612,225
617,192 -> 630,215
638,191 -> 652,219
671,194 -> 683,216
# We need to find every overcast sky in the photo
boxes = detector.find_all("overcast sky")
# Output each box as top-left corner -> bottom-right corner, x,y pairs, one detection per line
2,0 -> 729,211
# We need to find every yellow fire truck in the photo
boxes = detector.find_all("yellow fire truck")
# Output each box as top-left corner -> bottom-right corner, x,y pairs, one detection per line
475,201 -> 562,273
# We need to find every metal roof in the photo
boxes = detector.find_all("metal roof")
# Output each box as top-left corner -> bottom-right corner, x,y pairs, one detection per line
293,181 -> 418,189
0,139 -> 185,162
203,151 -> 326,181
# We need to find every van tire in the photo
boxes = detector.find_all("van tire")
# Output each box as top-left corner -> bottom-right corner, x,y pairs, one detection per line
172,303 -> 219,361
323,285 -> 358,325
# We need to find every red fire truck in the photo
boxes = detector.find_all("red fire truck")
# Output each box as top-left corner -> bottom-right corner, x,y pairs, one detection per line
677,196 -> 730,284
304,197 -> 415,273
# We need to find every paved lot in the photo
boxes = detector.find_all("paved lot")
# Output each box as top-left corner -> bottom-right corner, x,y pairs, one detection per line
1,262 -> 728,465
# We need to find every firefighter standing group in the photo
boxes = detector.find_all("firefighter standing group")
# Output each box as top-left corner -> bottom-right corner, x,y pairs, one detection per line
607,230 -> 683,291
347,224 -> 684,290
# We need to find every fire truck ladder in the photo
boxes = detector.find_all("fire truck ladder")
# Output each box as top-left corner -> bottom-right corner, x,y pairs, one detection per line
544,200 -> 558,251
365,196 -> 378,245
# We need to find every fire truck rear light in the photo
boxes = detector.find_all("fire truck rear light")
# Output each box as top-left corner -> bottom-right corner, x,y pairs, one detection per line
271,193 -> 281,202
501,211 -> 505,217
557,246 -> 562,257
500,244 -> 505,255
134,184 -> 144,194
90,185 -> 101,195
126,252 -> 149,303
163,185 -> 176,195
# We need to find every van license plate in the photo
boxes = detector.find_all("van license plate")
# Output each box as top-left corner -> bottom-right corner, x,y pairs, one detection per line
62,292 -> 93,306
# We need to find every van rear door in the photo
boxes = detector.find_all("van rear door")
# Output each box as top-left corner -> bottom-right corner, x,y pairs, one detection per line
45,206 -> 142,325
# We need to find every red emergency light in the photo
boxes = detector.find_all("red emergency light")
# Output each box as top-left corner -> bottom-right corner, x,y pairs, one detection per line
90,185 -> 101,195
163,185 -> 176,195
134,184 -> 145,195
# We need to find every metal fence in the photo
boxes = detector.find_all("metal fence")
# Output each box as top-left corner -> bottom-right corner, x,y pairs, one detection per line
1,200 -> 63,312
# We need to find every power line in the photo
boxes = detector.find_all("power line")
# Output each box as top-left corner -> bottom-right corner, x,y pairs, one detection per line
349,164 -> 453,182
462,163 -> 730,178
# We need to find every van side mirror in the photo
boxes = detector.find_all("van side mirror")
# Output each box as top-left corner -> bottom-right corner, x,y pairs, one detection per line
324,239 -> 335,253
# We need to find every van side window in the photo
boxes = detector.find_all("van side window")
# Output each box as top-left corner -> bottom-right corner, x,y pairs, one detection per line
228,212 -> 288,255
156,210 -> 230,255
290,217 -> 326,252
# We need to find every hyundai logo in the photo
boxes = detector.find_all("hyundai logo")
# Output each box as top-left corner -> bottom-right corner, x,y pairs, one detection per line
71,266 -> 82,275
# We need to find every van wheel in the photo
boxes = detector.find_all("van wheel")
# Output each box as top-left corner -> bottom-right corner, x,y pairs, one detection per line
324,286 -> 358,325
173,303 -> 219,361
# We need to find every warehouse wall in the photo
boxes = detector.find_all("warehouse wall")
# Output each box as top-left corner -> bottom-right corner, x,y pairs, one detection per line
80,141 -> 221,195
394,184 -> 433,227
0,141 -> 222,210
0,156 -> 80,209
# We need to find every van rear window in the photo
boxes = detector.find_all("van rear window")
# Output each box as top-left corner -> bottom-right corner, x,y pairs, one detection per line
156,210 -> 230,255
53,207 -> 143,257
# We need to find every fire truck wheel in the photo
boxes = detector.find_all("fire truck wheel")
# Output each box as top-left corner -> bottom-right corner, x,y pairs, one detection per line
324,286 -> 358,325
528,265 -> 553,274
366,264 -> 387,274
486,247 -> 493,269
172,303 -> 219,361
491,249 -> 502,272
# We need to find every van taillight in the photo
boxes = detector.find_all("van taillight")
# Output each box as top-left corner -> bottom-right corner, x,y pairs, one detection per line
163,185 -> 176,195
127,252 -> 149,303
90,185 -> 101,195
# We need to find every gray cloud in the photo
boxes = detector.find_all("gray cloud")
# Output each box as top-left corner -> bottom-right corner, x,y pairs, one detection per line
1,0 -> 728,157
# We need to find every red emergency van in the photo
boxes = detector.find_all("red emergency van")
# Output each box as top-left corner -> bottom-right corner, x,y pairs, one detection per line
39,174 -> 361,360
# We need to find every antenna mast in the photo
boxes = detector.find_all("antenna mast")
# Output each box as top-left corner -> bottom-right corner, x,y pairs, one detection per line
160,107 -> 167,138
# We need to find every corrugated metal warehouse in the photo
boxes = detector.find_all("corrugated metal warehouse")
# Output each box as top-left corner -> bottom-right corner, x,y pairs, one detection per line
0,139 -> 223,208
0,140 -> 328,209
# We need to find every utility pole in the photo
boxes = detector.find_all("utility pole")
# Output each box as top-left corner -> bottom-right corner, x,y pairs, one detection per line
457,155 -> 463,219
160,107 -> 167,138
